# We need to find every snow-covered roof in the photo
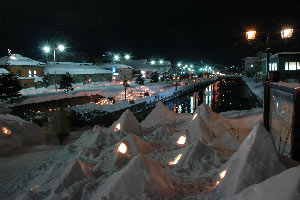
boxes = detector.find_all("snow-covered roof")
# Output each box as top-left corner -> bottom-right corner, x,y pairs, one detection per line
271,52 -> 300,58
123,59 -> 148,68
98,63 -> 133,69
44,62 -> 112,75
0,54 -> 45,66
0,68 -> 9,74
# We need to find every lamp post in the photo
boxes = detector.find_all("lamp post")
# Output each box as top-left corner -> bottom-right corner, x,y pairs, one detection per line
43,45 -> 65,91
246,27 -> 293,130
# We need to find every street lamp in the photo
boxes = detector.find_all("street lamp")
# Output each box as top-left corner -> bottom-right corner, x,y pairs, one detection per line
246,27 -> 293,131
114,55 -> 120,61
43,44 -> 65,91
124,54 -> 130,60
151,60 -> 156,65
281,28 -> 293,39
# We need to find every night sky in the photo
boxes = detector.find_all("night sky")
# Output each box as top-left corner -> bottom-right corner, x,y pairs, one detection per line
0,0 -> 299,66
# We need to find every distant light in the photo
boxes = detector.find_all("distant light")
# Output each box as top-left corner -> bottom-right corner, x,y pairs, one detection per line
124,54 -> 130,60
151,60 -> 156,65
281,28 -> 293,39
57,45 -> 65,51
43,46 -> 50,53
177,63 -> 182,67
159,59 -> 163,64
190,65 -> 193,67
246,30 -> 256,40
114,55 -> 120,61
219,170 -> 227,179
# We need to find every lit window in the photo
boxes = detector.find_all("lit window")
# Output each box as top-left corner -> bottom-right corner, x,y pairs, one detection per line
29,70 -> 32,77
274,63 -> 277,71
269,63 -> 272,71
34,70 -> 37,77
289,62 -> 296,70
297,62 -> 300,70
285,62 -> 289,70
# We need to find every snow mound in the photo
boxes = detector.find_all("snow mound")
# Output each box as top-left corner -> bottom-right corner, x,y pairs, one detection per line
92,154 -> 176,200
217,123 -> 298,196
121,133 -> 151,155
185,109 -> 215,144
175,140 -> 227,173
0,114 -> 46,155
198,103 -> 222,123
141,101 -> 185,128
225,165 -> 300,200
109,109 -> 143,136
0,103 -> 11,114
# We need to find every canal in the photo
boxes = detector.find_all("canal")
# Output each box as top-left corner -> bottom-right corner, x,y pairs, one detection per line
164,78 -> 261,114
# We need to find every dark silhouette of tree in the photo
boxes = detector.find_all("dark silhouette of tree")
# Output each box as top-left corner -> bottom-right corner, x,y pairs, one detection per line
0,73 -> 22,103
60,72 -> 74,92
150,71 -> 159,83
43,73 -> 50,87
135,74 -> 144,85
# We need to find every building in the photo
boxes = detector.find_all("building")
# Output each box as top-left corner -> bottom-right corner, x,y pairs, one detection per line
0,54 -> 45,88
44,62 -> 112,84
241,57 -> 259,72
99,64 -> 133,81
0,68 -> 9,75
264,52 -> 300,82
123,59 -> 171,79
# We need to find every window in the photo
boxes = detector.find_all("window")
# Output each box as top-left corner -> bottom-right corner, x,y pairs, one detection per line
17,70 -> 21,77
34,70 -> 37,77
29,70 -> 32,77
284,62 -> 300,71
285,62 -> 289,70
289,62 -> 296,70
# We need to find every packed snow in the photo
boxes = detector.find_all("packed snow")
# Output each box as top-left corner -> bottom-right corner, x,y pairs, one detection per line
1,101 -> 299,200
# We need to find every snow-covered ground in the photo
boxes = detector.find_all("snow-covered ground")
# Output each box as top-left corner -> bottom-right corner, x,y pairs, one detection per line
2,101 -> 296,200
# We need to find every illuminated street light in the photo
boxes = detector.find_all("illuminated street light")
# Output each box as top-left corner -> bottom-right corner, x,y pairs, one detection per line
58,44 -> 65,51
246,30 -> 256,40
43,46 -> 50,53
114,55 -> 120,61
124,54 -> 130,60
151,60 -> 156,65
281,28 -> 293,39
159,59 -> 163,64
43,44 -> 65,91
177,63 -> 182,67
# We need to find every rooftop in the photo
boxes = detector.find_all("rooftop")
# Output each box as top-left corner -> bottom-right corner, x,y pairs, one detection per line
0,54 -> 45,66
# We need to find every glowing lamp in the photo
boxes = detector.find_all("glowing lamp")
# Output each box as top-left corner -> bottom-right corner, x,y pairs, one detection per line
177,63 -> 182,67
2,127 -> 11,135
43,46 -> 50,53
114,55 -> 120,61
176,135 -> 186,145
124,54 -> 130,60
151,60 -> 156,65
192,113 -> 198,120
168,154 -> 182,165
115,123 -> 121,132
57,44 -> 65,51
219,170 -> 227,179
281,28 -> 293,39
117,143 -> 127,154
246,30 -> 256,40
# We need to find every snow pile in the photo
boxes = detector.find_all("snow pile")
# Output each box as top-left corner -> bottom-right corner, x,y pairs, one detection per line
0,102 -> 11,114
92,154 -> 176,200
109,109 -> 143,136
225,165 -> 300,200
141,101 -> 189,128
0,114 -> 46,155
216,123 -> 298,197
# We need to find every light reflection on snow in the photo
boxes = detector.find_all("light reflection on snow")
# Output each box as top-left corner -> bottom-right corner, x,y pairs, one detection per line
2,127 -> 12,135
115,123 -> 121,132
